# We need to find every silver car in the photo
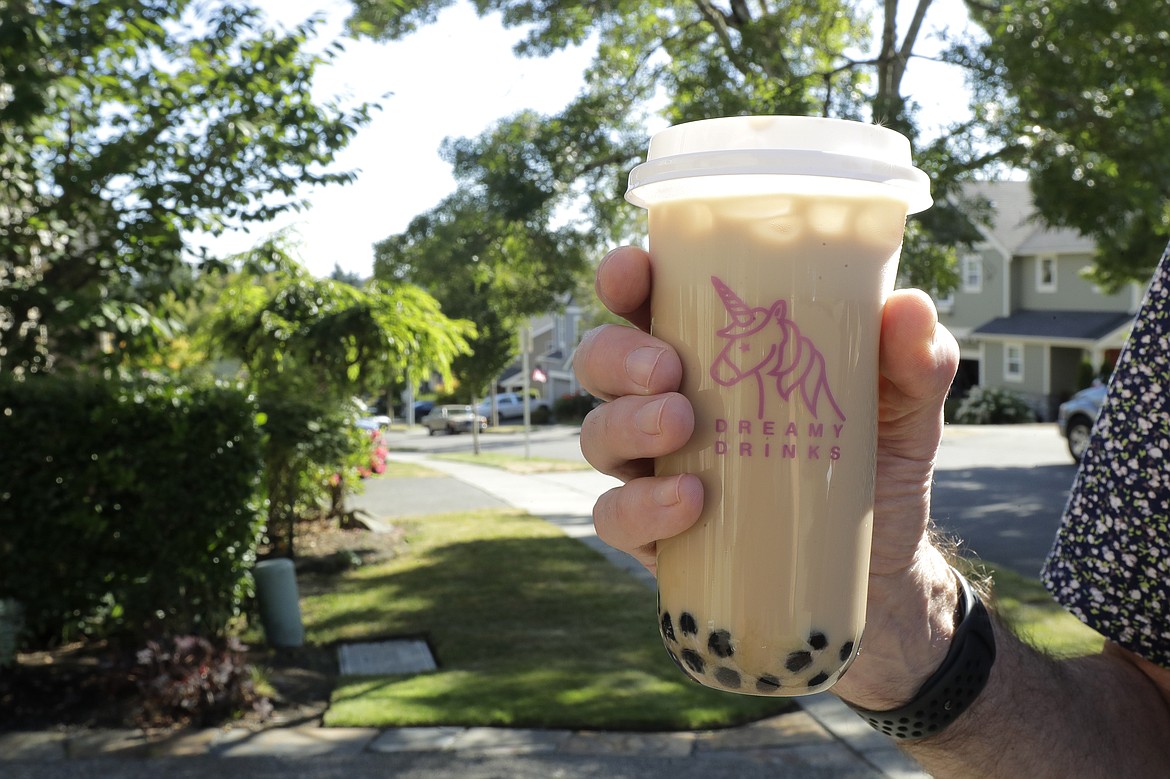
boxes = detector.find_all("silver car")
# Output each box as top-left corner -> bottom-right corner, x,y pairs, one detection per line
421,405 -> 487,436
1057,385 -> 1107,462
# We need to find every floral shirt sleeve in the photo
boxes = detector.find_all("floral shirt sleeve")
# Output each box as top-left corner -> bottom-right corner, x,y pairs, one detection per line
1042,241 -> 1170,668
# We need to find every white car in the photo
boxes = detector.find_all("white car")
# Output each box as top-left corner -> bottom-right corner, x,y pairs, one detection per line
421,405 -> 487,436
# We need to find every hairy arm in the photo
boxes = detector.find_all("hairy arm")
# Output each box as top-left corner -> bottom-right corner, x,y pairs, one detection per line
843,550 -> 1170,778
911,629 -> 1170,777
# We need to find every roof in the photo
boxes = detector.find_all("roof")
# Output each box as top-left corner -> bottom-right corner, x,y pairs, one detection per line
972,309 -> 1133,342
960,181 -> 1096,256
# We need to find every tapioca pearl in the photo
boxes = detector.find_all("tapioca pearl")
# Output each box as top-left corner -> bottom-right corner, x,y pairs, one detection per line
681,649 -> 705,674
714,667 -> 742,689
785,650 -> 813,673
679,612 -> 698,636
661,612 -> 677,642
808,631 -> 828,651
839,640 -> 855,663
807,671 -> 830,688
756,675 -> 782,693
707,629 -> 734,658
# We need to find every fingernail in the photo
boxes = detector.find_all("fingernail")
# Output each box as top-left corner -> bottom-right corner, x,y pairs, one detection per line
625,346 -> 665,392
653,477 -> 681,507
635,397 -> 666,435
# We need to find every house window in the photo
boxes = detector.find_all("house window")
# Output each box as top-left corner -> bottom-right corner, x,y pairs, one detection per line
1037,256 -> 1057,292
962,255 -> 983,293
935,290 -> 954,313
1004,343 -> 1024,382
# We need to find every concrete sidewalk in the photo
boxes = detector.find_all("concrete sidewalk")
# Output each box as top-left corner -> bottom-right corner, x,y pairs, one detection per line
0,447 -> 932,779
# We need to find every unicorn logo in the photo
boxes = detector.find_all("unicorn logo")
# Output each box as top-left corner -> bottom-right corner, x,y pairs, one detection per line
709,276 -> 845,422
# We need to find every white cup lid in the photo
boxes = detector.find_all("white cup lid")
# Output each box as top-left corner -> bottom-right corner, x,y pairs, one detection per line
627,116 -> 932,214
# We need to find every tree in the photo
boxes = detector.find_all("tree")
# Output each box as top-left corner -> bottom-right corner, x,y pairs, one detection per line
212,237 -> 475,399
206,237 -> 475,554
961,0 -> 1170,290
0,0 -> 374,376
355,0 -> 982,304
357,0 -> 1170,302
373,112 -> 592,398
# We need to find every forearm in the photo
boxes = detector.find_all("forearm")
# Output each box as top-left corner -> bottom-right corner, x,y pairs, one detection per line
907,621 -> 1170,778
841,543 -> 1170,777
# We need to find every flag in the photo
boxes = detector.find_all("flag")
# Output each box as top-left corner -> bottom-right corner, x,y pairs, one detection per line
532,367 -> 548,383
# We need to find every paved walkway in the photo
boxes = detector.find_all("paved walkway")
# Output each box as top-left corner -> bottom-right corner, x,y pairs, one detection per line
0,442 -> 932,778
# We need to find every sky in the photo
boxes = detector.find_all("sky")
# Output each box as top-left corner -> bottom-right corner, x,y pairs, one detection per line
201,0 -> 975,279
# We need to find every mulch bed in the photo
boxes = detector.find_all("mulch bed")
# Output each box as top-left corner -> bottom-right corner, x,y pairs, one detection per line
0,516 -> 406,735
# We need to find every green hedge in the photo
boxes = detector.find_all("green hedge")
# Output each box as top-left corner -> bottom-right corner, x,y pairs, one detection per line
0,376 -> 264,648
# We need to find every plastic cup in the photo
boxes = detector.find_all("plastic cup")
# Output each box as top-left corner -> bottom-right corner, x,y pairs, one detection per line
626,115 -> 932,696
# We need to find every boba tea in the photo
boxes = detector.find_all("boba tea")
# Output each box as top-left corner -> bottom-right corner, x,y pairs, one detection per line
625,116 -> 932,696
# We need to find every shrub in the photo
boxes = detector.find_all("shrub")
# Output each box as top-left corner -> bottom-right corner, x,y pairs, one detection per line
953,386 -> 1036,424
256,389 -> 370,556
554,392 -> 600,424
0,375 -> 265,647
131,635 -> 271,728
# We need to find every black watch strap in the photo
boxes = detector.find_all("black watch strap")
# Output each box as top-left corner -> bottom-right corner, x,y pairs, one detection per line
845,569 -> 997,740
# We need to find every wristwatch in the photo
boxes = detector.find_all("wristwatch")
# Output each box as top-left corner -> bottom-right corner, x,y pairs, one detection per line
845,569 -> 997,740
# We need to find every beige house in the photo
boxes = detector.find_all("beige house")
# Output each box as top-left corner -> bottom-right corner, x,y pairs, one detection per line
936,180 -> 1145,420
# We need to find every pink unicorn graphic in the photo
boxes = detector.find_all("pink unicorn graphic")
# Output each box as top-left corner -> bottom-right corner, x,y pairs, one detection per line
709,276 -> 845,422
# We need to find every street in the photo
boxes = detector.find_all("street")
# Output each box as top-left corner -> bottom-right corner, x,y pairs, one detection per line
384,422 -> 1080,578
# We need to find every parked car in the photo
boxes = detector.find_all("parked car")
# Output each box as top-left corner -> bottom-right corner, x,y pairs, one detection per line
1057,384 -> 1107,461
421,405 -> 487,436
353,398 -> 391,431
395,399 -> 435,421
475,392 -> 549,423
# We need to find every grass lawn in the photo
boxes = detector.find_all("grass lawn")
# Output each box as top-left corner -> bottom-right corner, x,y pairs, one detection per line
971,562 -> 1105,658
305,508 -> 793,731
309,455 -> 1104,731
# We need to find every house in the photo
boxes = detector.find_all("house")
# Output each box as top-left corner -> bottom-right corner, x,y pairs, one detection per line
937,180 -> 1145,420
497,302 -> 587,406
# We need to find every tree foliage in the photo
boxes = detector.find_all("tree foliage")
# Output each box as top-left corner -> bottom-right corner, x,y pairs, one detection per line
356,0 -> 1170,305
373,111 -> 590,397
0,0 -> 374,376
210,237 -> 475,398
962,0 -> 1170,289
355,1 -> 983,303
204,237 -> 475,554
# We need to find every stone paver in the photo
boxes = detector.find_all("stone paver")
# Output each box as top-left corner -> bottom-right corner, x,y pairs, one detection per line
216,727 -> 377,758
337,639 -> 437,676
65,729 -> 151,759
0,731 -> 66,761
560,730 -> 696,758
694,711 -> 832,753
367,726 -> 464,753
446,727 -> 571,755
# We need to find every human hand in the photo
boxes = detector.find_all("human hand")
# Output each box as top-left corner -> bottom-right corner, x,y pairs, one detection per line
575,245 -> 961,707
